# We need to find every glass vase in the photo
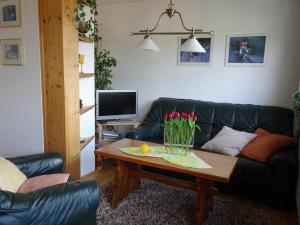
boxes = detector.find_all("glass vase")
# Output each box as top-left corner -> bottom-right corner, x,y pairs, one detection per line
164,126 -> 195,156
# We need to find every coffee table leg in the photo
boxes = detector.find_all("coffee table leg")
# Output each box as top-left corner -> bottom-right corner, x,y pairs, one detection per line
111,160 -> 141,208
128,165 -> 141,193
194,179 -> 214,225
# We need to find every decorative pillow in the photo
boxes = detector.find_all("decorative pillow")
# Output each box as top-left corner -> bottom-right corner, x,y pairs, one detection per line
201,126 -> 257,156
0,157 -> 27,193
241,128 -> 294,162
17,174 -> 70,193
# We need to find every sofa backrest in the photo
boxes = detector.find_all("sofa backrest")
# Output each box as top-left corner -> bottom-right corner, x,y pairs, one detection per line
144,98 -> 294,148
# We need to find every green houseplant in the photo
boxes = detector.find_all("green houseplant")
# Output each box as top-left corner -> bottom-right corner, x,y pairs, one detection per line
76,0 -> 98,41
95,50 -> 117,90
76,0 -> 117,90
292,91 -> 300,110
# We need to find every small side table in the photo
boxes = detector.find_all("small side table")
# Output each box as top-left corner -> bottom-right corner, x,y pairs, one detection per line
96,120 -> 140,144
95,120 -> 140,169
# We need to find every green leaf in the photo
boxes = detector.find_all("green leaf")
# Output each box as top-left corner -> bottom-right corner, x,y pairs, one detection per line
292,91 -> 300,109
95,50 -> 118,90
188,119 -> 194,128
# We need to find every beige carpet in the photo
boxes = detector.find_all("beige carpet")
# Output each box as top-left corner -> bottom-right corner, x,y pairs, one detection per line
97,179 -> 271,225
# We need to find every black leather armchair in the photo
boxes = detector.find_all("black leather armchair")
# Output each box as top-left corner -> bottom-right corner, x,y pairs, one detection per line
0,152 -> 100,225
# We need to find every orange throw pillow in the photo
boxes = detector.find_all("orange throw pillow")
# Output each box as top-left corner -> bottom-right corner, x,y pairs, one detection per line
241,128 -> 294,162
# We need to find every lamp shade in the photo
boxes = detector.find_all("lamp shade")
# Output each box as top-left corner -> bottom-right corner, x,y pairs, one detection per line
180,36 -> 206,53
137,36 -> 160,52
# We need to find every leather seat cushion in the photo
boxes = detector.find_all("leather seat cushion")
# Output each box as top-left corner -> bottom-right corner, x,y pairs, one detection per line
18,174 -> 70,193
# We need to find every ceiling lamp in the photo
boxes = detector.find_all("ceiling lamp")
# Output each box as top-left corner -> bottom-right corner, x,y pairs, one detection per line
131,0 -> 213,53
137,34 -> 160,52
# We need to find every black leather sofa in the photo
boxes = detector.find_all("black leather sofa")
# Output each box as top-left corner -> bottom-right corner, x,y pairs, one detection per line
0,152 -> 100,225
126,97 -> 298,210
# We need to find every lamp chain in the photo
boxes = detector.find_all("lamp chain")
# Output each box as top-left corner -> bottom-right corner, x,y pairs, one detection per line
169,0 -> 175,9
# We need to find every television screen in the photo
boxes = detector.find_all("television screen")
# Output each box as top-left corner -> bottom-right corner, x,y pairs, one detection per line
96,90 -> 137,121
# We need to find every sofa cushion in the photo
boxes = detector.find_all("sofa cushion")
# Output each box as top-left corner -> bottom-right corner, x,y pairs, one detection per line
201,126 -> 257,156
241,128 -> 294,162
17,174 -> 70,193
0,157 -> 27,193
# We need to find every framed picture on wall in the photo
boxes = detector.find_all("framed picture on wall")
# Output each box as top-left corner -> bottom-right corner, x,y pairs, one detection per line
1,39 -> 24,65
0,0 -> 22,28
225,34 -> 269,67
178,35 -> 213,66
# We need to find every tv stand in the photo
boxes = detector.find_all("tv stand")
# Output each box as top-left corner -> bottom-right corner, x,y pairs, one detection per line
96,120 -> 140,144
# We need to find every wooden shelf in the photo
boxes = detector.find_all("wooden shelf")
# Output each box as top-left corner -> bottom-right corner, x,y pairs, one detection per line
97,120 -> 140,127
80,136 -> 95,151
80,73 -> 94,79
80,105 -> 95,115
79,35 -> 93,43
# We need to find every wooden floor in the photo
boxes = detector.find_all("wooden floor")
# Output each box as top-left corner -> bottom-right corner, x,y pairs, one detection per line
82,160 -> 299,225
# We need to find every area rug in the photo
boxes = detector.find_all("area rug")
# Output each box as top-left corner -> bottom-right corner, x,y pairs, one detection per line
96,179 -> 271,225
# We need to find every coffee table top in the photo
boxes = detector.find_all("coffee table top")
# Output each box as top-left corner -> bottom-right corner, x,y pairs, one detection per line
95,138 -> 238,183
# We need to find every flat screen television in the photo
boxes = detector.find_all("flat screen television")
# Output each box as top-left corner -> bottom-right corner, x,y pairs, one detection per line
96,90 -> 138,121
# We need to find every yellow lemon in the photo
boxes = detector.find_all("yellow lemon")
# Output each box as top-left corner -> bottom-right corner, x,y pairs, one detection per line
140,144 -> 150,153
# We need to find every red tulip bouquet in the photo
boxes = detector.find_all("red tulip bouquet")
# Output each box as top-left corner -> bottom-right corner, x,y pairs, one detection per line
164,111 -> 200,155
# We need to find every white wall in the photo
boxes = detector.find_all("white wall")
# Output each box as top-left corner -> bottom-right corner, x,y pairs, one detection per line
0,0 -> 44,157
98,0 -> 300,119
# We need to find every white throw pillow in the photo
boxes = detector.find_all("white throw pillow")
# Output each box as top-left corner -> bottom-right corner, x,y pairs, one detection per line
201,126 -> 257,156
0,157 -> 27,193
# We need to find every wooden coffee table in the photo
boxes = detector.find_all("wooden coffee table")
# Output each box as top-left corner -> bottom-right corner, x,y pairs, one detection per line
95,138 -> 237,225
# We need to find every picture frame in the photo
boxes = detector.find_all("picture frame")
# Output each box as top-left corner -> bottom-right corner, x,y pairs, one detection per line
0,0 -> 22,28
225,34 -> 270,67
1,38 -> 24,65
177,35 -> 213,66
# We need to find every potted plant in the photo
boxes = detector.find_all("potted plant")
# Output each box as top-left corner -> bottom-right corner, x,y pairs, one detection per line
76,0 -> 98,41
292,91 -> 300,110
95,50 -> 117,90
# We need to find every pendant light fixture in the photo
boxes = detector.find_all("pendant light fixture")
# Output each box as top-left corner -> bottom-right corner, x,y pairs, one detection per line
131,0 -> 213,53
136,32 -> 160,52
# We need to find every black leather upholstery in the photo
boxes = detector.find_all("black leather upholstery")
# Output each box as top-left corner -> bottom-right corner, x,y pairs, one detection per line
0,153 -> 100,225
7,152 -> 64,178
126,97 -> 298,210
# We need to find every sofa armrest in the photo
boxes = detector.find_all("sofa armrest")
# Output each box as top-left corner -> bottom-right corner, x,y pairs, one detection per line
269,146 -> 298,171
7,152 -> 64,178
126,99 -> 165,141
269,146 -> 298,184
125,125 -> 152,140
0,191 -> 31,213
0,180 -> 100,225
125,123 -> 160,140
267,146 -> 298,209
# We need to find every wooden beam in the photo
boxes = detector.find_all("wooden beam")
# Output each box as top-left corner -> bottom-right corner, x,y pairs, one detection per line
39,0 -> 80,178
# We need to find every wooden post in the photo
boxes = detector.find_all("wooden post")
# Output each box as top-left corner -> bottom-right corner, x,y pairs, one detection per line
39,0 -> 80,178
